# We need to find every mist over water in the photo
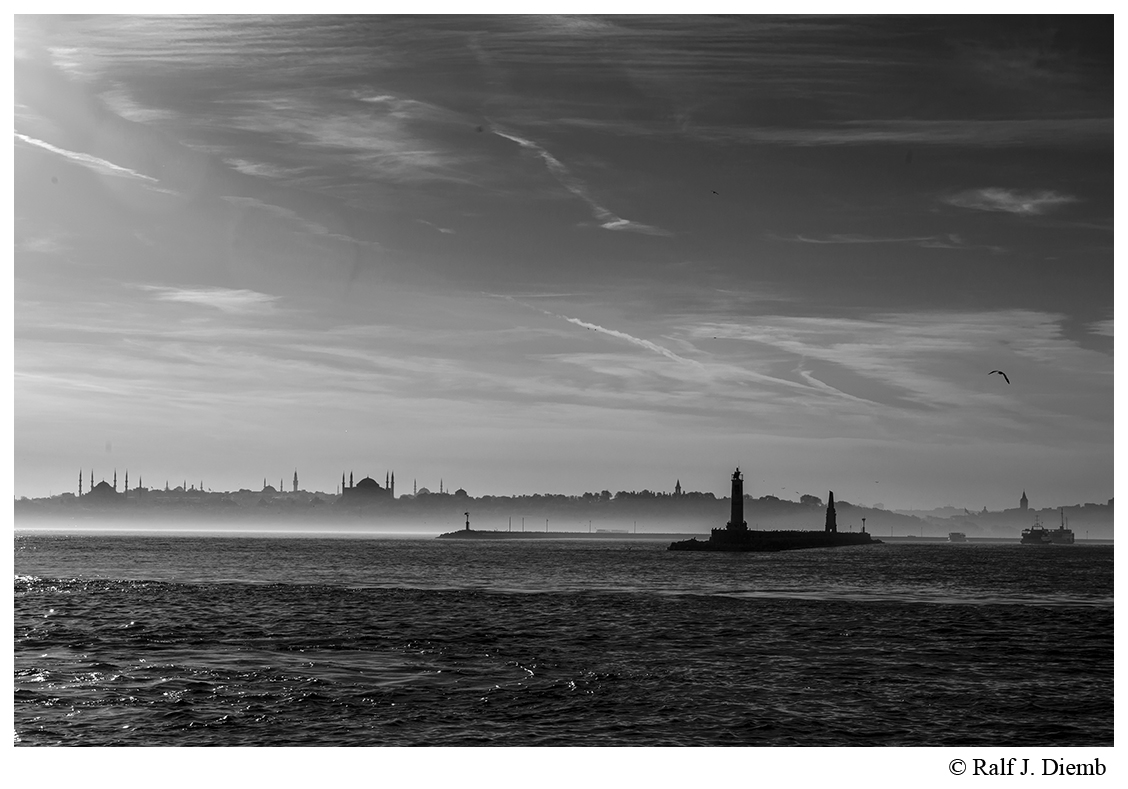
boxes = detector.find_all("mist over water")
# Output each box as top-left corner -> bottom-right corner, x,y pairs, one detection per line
14,534 -> 1111,746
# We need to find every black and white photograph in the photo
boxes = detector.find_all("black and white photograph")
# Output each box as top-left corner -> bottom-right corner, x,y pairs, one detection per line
12,11 -> 1113,767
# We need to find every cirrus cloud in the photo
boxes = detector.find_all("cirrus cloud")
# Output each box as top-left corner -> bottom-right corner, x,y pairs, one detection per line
136,285 -> 280,315
944,187 -> 1079,215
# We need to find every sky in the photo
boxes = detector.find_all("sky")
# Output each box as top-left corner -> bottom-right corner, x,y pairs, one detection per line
12,14 -> 1115,510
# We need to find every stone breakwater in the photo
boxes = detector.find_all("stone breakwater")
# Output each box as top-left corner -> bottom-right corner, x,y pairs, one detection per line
668,530 -> 880,552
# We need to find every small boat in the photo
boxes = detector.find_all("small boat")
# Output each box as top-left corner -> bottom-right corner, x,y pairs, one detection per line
948,532 -> 967,543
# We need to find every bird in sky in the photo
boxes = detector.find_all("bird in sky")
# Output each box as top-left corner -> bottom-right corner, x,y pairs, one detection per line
711,190 -> 719,195
989,370 -> 1010,384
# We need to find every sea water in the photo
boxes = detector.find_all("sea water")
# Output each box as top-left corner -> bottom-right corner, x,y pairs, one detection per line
14,533 -> 1113,746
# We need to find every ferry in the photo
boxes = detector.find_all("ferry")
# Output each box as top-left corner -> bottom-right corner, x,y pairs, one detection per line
948,532 -> 967,543
1021,510 -> 1075,545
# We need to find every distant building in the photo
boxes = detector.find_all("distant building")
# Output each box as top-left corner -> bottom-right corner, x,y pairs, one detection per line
85,475 -> 120,501
674,479 -> 682,496
340,471 -> 394,503
1020,490 -> 1029,511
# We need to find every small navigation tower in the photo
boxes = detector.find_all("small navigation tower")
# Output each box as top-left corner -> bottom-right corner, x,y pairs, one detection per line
825,491 -> 838,533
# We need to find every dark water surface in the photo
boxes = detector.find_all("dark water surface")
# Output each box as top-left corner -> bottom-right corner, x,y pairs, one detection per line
14,533 -> 1113,746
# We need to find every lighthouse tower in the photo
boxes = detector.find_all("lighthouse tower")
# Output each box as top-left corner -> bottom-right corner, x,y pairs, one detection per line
726,468 -> 748,531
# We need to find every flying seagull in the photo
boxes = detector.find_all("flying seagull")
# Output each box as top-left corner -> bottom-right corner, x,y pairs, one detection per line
711,190 -> 719,195
989,370 -> 1010,384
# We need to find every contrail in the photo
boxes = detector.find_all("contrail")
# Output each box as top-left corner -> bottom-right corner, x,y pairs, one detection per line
559,315 -> 698,366
492,126 -> 670,236
14,131 -> 159,183
489,293 -> 699,367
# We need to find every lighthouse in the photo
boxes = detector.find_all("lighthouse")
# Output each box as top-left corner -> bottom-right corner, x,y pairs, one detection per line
727,468 -> 748,531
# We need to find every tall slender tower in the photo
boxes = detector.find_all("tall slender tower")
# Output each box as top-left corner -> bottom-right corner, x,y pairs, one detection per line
390,472 -> 395,499
349,472 -> 353,488
385,471 -> 389,489
1020,490 -> 1029,511
78,470 -> 83,497
293,470 -> 298,493
727,468 -> 747,530
824,491 -> 838,533
90,470 -> 94,490
124,471 -> 129,497
113,470 -> 117,491
414,479 -> 417,496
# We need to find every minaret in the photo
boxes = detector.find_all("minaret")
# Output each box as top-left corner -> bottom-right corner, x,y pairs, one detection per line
391,472 -> 395,499
138,475 -> 142,494
293,470 -> 298,493
124,470 -> 128,497
385,471 -> 389,489
342,472 -> 346,493
825,491 -> 837,533
440,479 -> 444,494
90,470 -> 93,490
263,477 -> 267,490
349,472 -> 354,488
113,470 -> 117,491
79,470 -> 83,497
727,468 -> 747,530
414,479 -> 417,496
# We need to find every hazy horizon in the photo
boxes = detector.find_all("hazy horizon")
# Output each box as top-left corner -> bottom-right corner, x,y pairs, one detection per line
14,16 -> 1113,511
